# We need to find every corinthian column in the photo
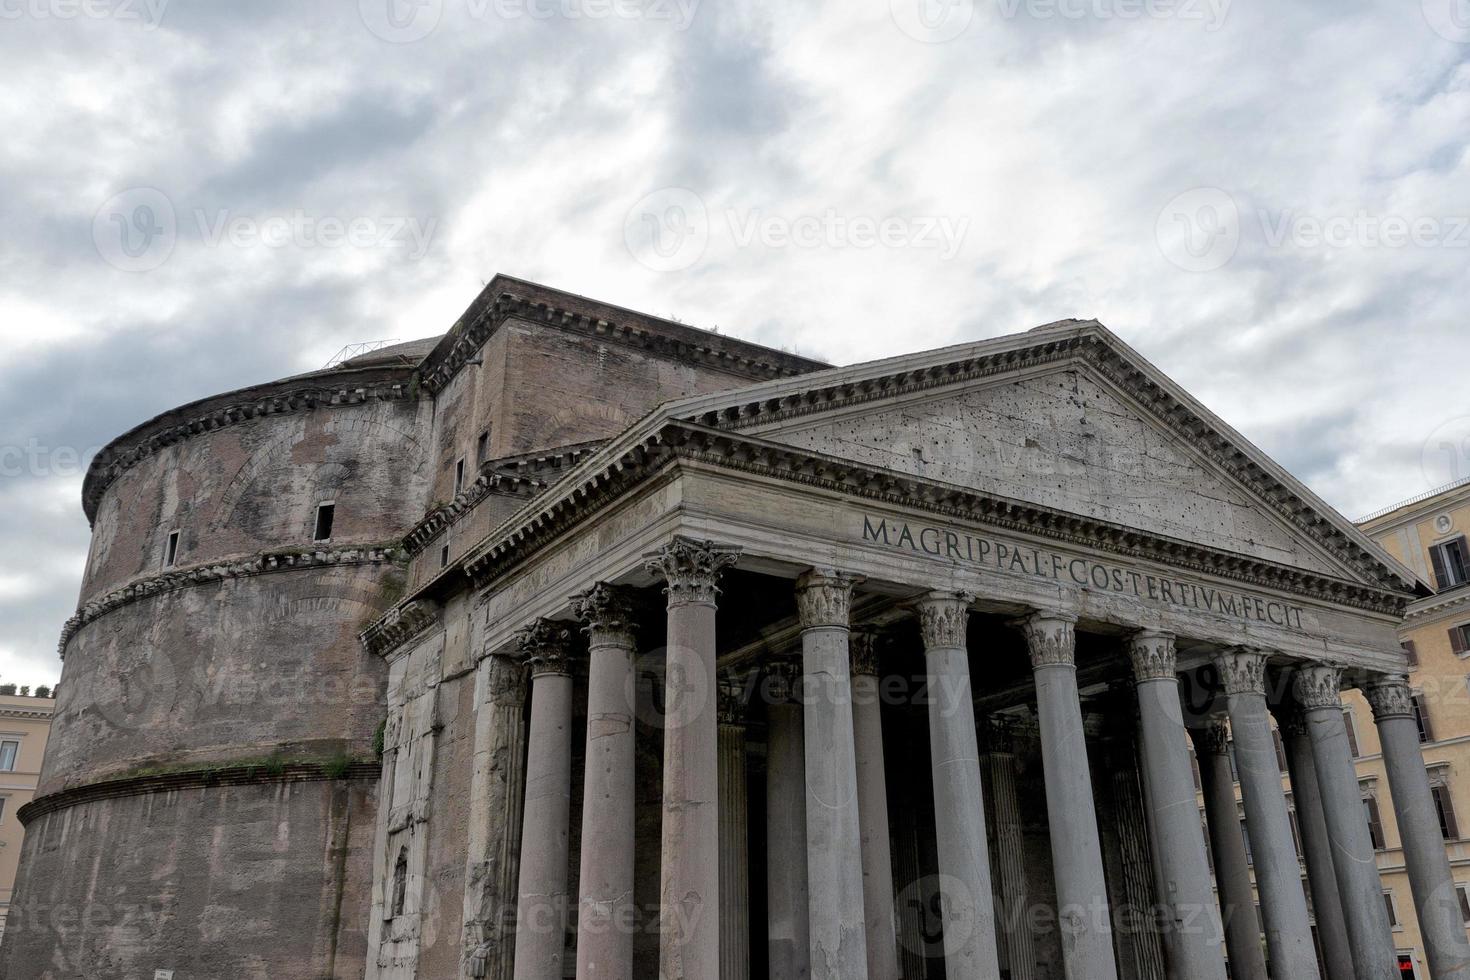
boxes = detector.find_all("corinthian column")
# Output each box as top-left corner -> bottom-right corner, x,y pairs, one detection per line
849,627 -> 898,980
915,591 -> 1001,980
1211,648 -> 1318,980
644,536 -> 740,980
1366,674 -> 1470,980
570,584 -> 639,980
718,679 -> 751,980
1018,612 -> 1118,980
1292,665 -> 1396,979
464,651 -> 529,980
512,620 -> 576,980
795,569 -> 869,980
1189,718 -> 1267,980
981,720 -> 1037,980
1126,631 -> 1226,980
765,658 -> 811,980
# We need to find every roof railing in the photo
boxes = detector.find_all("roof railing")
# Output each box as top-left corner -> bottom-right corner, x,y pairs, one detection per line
1357,474 -> 1470,524
322,340 -> 401,370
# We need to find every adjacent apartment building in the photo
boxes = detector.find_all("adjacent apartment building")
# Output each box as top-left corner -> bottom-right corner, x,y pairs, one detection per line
0,691 -> 55,946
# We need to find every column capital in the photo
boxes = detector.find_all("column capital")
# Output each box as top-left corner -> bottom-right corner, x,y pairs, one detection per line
1126,629 -> 1177,682
718,675 -> 748,727
514,618 -> 574,676
1275,702 -> 1310,739
1189,715 -> 1231,756
643,535 -> 740,606
849,626 -> 882,677
1291,663 -> 1344,711
1363,673 -> 1415,721
1016,611 -> 1077,668
570,582 -> 638,649
910,590 -> 975,649
794,568 -> 863,628
1213,646 -> 1269,696
764,657 -> 803,705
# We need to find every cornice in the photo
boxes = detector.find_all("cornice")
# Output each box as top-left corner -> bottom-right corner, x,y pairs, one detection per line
81,367 -> 418,524
60,544 -> 403,659
683,332 -> 1409,595
360,600 -> 440,659
0,704 -> 54,721
418,288 -> 825,397
1403,585 -> 1470,625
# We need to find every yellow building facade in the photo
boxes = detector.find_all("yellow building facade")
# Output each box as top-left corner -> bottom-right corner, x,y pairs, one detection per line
0,693 -> 55,947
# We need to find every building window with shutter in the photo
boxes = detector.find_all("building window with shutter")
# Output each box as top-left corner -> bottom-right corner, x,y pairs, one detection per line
1431,536 -> 1470,590
1452,623 -> 1470,658
1432,784 -> 1461,841
1364,795 -> 1387,850
1384,891 -> 1399,928
1344,708 -> 1361,757
1457,884 -> 1470,923
1403,639 -> 1419,667
1412,692 -> 1436,743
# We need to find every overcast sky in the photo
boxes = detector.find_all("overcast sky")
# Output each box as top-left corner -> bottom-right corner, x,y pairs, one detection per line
1,0 -> 1468,687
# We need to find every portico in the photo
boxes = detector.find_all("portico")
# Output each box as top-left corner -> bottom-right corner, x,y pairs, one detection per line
366,320 -> 1462,980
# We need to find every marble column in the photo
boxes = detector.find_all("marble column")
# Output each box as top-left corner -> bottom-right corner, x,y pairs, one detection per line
908,591 -> 1000,979
1100,709 -> 1167,980
570,584 -> 639,980
795,569 -> 869,980
512,620 -> 576,980
1274,704 -> 1354,980
1018,612 -> 1118,980
1127,632 -> 1225,980
849,627 -> 899,980
1293,665 -> 1396,979
1212,648 -> 1318,980
1366,674 -> 1470,980
765,659 -> 811,980
718,679 -> 751,980
1189,718 -> 1267,980
644,536 -> 740,980
983,720 -> 1037,980
464,651 -> 530,980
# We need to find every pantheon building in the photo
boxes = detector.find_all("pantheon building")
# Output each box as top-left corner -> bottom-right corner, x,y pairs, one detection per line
4,276 -> 1466,980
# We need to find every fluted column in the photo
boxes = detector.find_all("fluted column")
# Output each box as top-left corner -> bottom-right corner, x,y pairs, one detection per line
1366,674 -> 1470,980
849,628 -> 899,980
513,620 -> 576,980
765,659 -> 811,980
1212,648 -> 1318,980
570,584 -> 639,980
913,590 -> 1000,979
795,569 -> 869,980
1189,718 -> 1266,980
982,720 -> 1037,980
644,536 -> 741,980
1018,612 -> 1118,980
1100,706 -> 1166,980
719,680 -> 751,980
464,651 -> 530,980
1127,631 -> 1226,980
1274,705 -> 1354,980
1293,665 -> 1396,979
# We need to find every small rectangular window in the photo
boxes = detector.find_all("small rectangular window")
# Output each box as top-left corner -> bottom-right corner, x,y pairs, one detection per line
1273,728 -> 1288,772
1403,640 -> 1419,667
0,741 -> 17,772
1384,891 -> 1398,928
1433,784 -> 1460,840
440,544 -> 450,569
1452,624 -> 1470,657
1344,708 -> 1361,758
1457,884 -> 1470,923
0,797 -> 6,823
164,530 -> 179,567
476,431 -> 489,467
454,457 -> 466,495
1413,693 -> 1436,743
314,503 -> 335,542
1365,796 -> 1387,850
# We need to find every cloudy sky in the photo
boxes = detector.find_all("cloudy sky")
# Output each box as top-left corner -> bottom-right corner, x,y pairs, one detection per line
1,0 -> 1468,687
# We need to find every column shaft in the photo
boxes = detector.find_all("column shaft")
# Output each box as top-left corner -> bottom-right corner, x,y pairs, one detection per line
984,726 -> 1037,980
513,622 -> 576,980
850,631 -> 899,980
1368,676 -> 1470,980
796,570 -> 869,980
719,691 -> 751,980
645,537 -> 739,980
572,585 -> 639,980
1214,649 -> 1318,980
1277,711 -> 1354,980
766,673 -> 812,980
1294,667 -> 1395,979
1191,720 -> 1267,980
1128,633 -> 1227,980
1021,613 -> 1119,980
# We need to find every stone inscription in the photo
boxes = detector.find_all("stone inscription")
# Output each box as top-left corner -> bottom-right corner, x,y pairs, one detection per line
861,514 -> 1307,631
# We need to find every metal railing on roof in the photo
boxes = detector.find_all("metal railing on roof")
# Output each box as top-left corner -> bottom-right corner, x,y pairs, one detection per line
1357,475 -> 1470,524
323,340 -> 401,370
